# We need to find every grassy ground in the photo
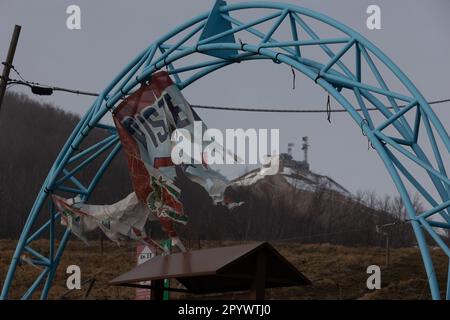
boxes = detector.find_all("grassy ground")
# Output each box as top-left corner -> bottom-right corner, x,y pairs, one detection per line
0,239 -> 448,300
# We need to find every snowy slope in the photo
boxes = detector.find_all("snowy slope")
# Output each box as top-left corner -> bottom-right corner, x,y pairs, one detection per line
232,157 -> 352,198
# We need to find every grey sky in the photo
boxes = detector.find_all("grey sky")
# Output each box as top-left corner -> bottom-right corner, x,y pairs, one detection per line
1,0 -> 449,199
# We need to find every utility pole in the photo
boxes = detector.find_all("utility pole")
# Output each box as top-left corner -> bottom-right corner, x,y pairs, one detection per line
376,224 -> 392,268
0,25 -> 22,114
385,233 -> 390,268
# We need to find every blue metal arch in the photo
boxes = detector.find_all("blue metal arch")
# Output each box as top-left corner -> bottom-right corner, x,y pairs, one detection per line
2,1 -> 450,299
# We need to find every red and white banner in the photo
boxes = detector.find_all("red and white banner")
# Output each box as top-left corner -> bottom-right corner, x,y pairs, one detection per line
52,71 -> 230,250
113,71 -> 188,238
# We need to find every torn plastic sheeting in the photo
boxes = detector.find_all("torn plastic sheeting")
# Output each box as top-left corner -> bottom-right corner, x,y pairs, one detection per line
51,71 -> 234,251
52,193 -> 151,245
111,71 -> 230,237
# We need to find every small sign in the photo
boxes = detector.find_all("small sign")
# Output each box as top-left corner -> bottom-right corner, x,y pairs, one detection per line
135,244 -> 154,300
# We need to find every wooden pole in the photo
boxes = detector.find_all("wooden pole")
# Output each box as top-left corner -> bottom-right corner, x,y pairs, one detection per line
150,279 -> 165,300
249,251 -> 267,300
385,233 -> 390,268
0,25 -> 21,114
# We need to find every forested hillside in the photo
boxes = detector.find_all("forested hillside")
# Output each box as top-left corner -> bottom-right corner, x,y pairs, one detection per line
0,92 -> 131,238
0,92 -> 420,247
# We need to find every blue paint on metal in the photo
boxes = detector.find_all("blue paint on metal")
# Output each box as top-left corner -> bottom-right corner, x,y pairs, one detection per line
198,0 -> 238,60
1,1 -> 449,300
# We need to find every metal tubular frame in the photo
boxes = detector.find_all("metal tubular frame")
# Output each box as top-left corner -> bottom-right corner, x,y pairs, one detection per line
1,1 -> 449,300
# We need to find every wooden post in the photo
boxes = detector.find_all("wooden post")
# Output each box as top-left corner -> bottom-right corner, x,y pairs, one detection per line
385,233 -> 390,268
150,279 -> 165,300
249,251 -> 267,300
0,25 -> 21,114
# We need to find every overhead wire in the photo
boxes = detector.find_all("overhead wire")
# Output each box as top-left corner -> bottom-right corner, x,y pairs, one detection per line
3,66 -> 450,113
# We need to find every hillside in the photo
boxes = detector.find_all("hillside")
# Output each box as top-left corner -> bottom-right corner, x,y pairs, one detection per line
0,92 -> 132,238
201,152 -> 417,247
0,92 -> 416,248
233,153 -> 351,197
0,93 -> 441,300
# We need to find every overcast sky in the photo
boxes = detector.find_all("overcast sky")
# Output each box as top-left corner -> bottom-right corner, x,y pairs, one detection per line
1,0 -> 449,199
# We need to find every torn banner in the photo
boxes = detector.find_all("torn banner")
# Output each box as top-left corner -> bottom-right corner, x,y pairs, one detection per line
53,71 -> 230,250
53,193 -> 152,244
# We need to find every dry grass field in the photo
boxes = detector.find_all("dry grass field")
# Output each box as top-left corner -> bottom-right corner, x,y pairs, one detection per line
0,239 -> 448,300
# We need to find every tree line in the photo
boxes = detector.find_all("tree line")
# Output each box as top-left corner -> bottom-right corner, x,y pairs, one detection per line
0,92 -> 427,248
0,92 -> 131,239
180,177 -> 419,248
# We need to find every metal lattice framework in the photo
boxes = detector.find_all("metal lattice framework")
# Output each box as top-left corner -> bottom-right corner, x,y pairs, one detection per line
1,1 -> 450,300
